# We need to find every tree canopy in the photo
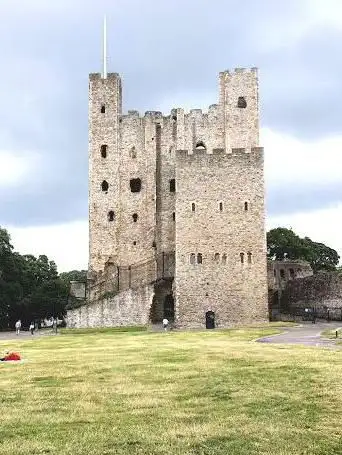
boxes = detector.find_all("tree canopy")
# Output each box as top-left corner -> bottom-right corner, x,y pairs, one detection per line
0,227 -> 84,330
267,227 -> 340,273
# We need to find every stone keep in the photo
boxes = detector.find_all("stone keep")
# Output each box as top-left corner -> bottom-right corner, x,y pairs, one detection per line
88,68 -> 268,328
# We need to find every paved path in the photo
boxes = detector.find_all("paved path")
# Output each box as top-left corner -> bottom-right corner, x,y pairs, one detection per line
257,322 -> 342,348
0,329 -> 54,341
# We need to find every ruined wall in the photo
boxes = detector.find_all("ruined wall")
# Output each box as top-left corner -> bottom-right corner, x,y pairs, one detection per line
267,260 -> 313,291
283,272 -> 342,311
175,148 -> 268,328
66,284 -> 154,328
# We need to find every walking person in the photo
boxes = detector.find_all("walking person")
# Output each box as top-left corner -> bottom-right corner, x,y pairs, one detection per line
162,318 -> 169,332
15,319 -> 21,336
29,322 -> 35,335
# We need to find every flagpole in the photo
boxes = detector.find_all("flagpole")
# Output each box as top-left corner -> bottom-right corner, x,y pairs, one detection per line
103,15 -> 107,79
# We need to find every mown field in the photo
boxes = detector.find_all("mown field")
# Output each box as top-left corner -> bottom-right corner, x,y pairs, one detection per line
1,324 -> 342,455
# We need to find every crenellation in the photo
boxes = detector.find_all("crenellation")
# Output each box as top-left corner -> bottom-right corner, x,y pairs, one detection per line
144,110 -> 163,118
127,110 -> 140,117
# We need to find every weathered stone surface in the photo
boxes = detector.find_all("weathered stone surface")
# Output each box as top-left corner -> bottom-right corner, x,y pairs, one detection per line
66,285 -> 154,328
284,272 -> 342,309
175,149 -> 268,328
267,260 -> 313,291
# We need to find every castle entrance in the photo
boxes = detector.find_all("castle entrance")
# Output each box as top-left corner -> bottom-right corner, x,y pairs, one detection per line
149,279 -> 174,324
163,294 -> 174,322
205,311 -> 215,329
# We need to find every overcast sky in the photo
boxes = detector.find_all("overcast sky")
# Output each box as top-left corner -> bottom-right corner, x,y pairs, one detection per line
1,0 -> 342,271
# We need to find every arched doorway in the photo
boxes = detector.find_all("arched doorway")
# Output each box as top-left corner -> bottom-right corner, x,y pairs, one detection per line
164,294 -> 174,322
205,311 -> 215,329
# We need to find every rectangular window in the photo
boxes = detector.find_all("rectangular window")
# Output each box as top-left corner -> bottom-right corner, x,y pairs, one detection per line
169,179 -> 175,192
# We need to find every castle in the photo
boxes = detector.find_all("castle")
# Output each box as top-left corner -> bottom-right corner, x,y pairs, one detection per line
70,67 -> 268,329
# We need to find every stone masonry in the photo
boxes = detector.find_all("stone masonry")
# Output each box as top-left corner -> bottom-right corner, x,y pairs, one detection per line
78,67 -> 268,329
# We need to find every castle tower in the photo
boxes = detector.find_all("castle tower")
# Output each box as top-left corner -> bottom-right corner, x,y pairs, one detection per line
174,68 -> 268,328
88,72 -> 122,272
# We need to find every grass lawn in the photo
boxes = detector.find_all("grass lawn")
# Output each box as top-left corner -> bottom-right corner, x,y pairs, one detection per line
1,325 -> 342,454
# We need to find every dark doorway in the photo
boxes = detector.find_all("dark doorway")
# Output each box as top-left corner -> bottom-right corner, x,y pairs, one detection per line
164,294 -> 175,322
205,311 -> 215,329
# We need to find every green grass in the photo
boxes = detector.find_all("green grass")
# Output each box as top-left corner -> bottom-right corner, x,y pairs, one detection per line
321,327 -> 342,339
1,325 -> 342,454
60,325 -> 147,335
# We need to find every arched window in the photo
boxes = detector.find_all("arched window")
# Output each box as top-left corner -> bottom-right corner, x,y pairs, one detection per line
132,213 -> 138,222
100,145 -> 107,158
195,141 -> 206,150
240,252 -> 245,264
219,202 -> 223,212
172,212 -> 175,221
101,104 -> 106,113
247,252 -> 252,264
214,253 -> 220,263
191,202 -> 196,212
101,180 -> 109,192
222,253 -> 227,265
130,178 -> 141,193
190,253 -> 196,265
244,201 -> 249,211
197,253 -> 203,264
237,97 -> 247,108
108,211 -> 115,222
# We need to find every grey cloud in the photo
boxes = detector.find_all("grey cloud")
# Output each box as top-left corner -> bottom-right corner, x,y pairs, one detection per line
266,182 -> 342,217
0,0 -> 341,227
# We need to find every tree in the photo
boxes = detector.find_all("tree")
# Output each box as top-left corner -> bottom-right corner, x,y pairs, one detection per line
302,237 -> 340,273
0,226 -> 71,329
267,227 -> 340,273
59,270 -> 87,283
0,229 -> 23,329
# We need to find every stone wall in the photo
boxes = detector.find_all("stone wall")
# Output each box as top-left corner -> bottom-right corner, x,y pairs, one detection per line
267,260 -> 313,291
66,284 -> 154,328
283,272 -> 342,311
175,147 -> 268,329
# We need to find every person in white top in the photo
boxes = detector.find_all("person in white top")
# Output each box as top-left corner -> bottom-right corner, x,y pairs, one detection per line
162,318 -> 169,331
29,322 -> 35,335
15,320 -> 21,335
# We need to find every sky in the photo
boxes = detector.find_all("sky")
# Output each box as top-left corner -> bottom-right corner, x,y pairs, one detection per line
1,0 -> 342,272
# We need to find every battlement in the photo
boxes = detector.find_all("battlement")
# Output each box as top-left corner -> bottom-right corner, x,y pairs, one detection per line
144,111 -> 163,118
89,72 -> 120,81
176,146 -> 263,161
219,67 -> 258,76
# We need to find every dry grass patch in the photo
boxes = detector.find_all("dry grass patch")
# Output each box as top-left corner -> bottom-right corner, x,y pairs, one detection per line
0,326 -> 342,454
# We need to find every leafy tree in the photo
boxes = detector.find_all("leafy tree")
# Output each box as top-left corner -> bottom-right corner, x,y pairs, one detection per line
267,227 -> 340,273
0,229 -> 23,329
60,270 -> 87,283
0,226 -> 72,329
302,237 -> 340,273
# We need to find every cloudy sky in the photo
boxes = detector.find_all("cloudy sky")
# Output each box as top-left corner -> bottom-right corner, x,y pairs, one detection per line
1,0 -> 342,271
